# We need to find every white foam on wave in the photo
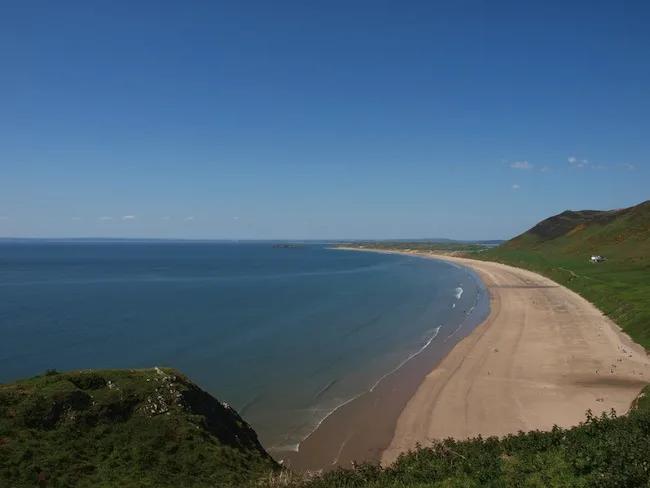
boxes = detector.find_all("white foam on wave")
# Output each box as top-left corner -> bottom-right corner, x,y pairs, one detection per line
267,399 -> 360,453
452,303 -> 456,308
289,394 -> 364,453
272,273 -> 487,455
369,326 -> 442,392
267,443 -> 300,453
273,262 -> 487,454
286,325 -> 444,453
313,379 -> 337,402
446,291 -> 481,341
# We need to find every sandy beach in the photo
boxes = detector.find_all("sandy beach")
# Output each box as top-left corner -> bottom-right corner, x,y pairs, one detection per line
279,248 -> 649,472
381,252 -> 649,465
277,250 -> 491,472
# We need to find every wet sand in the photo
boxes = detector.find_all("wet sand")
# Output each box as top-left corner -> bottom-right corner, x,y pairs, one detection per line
278,249 -> 649,471
276,251 -> 489,472
382,252 -> 649,465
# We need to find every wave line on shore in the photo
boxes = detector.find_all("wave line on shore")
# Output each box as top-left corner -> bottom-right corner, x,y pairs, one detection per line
445,292 -> 480,341
369,326 -> 442,393
292,326 -> 444,453
295,394 -> 366,452
284,264 -> 489,457
239,393 -> 264,416
313,379 -> 337,402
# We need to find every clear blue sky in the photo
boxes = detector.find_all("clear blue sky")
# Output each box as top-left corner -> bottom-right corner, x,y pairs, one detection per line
1,1 -> 648,240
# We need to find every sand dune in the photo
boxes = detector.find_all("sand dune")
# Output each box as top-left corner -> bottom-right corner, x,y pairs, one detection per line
382,254 -> 649,465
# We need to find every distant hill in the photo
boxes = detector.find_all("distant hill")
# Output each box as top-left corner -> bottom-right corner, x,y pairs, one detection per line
483,199 -> 650,350
333,241 -> 493,253
344,238 -> 505,245
502,200 -> 650,262
0,368 -> 278,487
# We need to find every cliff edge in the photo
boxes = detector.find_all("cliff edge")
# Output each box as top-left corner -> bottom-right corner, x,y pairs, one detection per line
0,367 -> 279,487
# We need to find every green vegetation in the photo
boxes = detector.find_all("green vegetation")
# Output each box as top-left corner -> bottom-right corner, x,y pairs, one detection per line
2,369 -> 649,487
3,203 -> 649,487
0,368 -> 278,487
279,392 -> 650,487
338,201 -> 650,351
475,200 -> 650,351
299,201 -> 649,487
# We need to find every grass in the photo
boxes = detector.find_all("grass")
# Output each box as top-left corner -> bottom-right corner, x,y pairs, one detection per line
471,247 -> 650,351
0,368 -> 278,487
287,200 -> 650,487
3,201 -> 649,486
3,372 -> 649,487
470,200 -> 650,351
259,389 -> 650,487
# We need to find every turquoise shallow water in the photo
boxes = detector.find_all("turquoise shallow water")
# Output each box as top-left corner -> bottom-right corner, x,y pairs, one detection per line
0,242 -> 484,450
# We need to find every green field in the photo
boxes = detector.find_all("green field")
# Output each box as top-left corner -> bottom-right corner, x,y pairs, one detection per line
473,200 -> 650,351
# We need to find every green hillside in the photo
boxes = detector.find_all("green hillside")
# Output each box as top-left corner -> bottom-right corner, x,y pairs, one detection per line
0,368 -> 278,487
480,200 -> 650,350
502,200 -> 650,259
3,369 -> 649,488
2,367 -> 649,487
3,202 -> 650,487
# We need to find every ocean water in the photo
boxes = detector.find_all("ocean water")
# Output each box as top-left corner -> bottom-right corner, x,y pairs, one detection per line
0,242 -> 485,450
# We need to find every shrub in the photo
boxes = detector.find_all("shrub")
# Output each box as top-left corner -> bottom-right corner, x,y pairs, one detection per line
17,394 -> 57,429
67,372 -> 107,390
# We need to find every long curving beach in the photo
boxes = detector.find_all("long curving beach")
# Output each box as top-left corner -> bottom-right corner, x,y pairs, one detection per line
278,248 -> 649,471
381,252 -> 649,465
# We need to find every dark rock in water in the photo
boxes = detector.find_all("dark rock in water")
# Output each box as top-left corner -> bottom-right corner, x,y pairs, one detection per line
272,243 -> 304,248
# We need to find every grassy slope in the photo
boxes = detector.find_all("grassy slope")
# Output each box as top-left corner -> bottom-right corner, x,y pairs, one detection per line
474,200 -> 650,351
4,205 -> 649,487
290,203 -> 650,487
0,368 -> 278,488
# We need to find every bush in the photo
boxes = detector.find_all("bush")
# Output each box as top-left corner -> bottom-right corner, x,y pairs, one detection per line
67,372 -> 107,390
17,394 -> 57,429
270,392 -> 650,488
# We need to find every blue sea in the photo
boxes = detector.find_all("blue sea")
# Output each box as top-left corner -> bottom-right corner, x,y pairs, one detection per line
0,242 -> 486,451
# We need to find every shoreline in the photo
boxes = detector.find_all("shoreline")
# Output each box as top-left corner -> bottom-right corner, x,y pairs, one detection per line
276,248 -> 491,471
375,249 -> 649,465
280,246 -> 649,471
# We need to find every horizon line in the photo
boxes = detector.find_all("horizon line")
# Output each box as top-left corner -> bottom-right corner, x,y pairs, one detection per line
0,237 -> 506,243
